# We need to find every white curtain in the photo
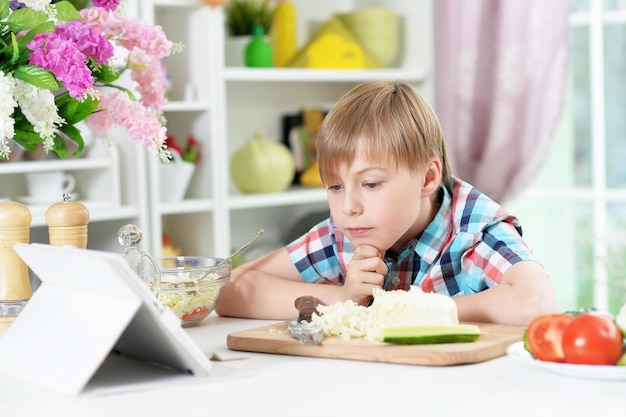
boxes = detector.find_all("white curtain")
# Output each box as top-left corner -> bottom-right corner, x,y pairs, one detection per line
434,0 -> 571,203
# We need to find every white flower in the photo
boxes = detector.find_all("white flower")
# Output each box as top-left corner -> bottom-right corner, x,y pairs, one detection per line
14,79 -> 65,152
21,0 -> 53,11
0,71 -> 18,159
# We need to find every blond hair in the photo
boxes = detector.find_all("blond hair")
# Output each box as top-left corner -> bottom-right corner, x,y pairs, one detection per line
317,80 -> 451,186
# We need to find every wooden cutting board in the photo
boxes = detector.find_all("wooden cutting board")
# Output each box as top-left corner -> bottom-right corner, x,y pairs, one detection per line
227,322 -> 525,366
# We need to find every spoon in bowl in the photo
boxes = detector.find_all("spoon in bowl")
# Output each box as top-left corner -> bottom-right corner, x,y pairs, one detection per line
197,229 -> 264,281
218,228 -> 264,267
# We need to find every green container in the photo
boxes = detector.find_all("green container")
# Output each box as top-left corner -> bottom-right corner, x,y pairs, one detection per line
245,25 -> 273,67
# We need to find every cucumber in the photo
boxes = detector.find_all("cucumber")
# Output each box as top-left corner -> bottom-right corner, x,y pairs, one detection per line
381,324 -> 481,344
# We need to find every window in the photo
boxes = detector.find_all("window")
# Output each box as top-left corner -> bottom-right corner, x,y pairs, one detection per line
508,0 -> 626,314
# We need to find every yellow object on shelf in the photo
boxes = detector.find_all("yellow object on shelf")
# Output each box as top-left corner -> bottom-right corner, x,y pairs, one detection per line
300,160 -> 324,187
307,32 -> 365,69
288,16 -> 382,69
337,8 -> 400,68
162,233 -> 182,257
271,0 -> 297,67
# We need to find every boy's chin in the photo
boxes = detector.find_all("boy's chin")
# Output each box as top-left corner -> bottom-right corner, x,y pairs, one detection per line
347,238 -> 389,257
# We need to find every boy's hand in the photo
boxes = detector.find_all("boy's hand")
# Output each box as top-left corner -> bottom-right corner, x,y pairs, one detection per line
343,244 -> 388,306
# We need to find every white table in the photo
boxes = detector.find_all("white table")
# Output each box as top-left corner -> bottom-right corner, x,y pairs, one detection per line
1,314 -> 623,417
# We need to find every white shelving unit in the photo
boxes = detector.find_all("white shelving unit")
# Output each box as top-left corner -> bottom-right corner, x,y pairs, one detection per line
137,0 -> 433,258
0,135 -> 149,253
139,1 -> 222,258
0,141 -> 120,220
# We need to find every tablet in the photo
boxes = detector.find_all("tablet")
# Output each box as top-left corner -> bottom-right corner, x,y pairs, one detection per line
0,243 -> 213,396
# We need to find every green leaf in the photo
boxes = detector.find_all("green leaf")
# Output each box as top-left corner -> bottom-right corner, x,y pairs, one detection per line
13,65 -> 59,90
51,133 -> 68,159
103,83 -> 137,102
225,0 -> 273,36
12,108 -> 47,152
51,1 -> 81,22
11,136 -> 38,152
11,117 -> 43,151
10,32 -> 19,64
57,94 -> 99,124
2,23 -> 48,67
6,7 -> 49,32
55,92 -> 77,115
0,0 -> 10,20
12,22 -> 55,66
17,21 -> 55,45
58,124 -> 85,156
92,65 -> 120,83
61,0 -> 89,10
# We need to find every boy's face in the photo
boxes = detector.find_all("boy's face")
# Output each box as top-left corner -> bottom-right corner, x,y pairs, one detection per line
325,153 -> 433,255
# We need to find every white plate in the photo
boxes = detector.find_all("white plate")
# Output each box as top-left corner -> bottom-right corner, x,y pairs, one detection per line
507,342 -> 626,381
18,194 -> 80,205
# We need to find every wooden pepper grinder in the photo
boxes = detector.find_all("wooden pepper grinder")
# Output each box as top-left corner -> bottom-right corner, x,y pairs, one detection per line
46,193 -> 89,248
0,200 -> 33,336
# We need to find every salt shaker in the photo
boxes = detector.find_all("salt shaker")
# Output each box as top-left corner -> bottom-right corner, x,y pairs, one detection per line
0,201 -> 32,336
46,193 -> 89,248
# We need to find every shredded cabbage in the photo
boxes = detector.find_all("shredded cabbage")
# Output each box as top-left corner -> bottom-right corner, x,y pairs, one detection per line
312,300 -> 369,341
157,272 -> 222,322
310,287 -> 459,341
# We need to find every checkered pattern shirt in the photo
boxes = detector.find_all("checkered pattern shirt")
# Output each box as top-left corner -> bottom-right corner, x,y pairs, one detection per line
287,177 -> 538,296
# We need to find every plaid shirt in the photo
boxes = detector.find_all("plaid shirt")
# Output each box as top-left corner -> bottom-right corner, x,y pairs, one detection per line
287,177 -> 538,296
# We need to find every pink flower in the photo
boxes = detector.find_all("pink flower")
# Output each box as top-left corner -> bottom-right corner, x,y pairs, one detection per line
86,109 -> 113,135
129,49 -> 168,110
27,33 -> 93,99
80,8 -> 173,59
91,0 -> 119,11
88,91 -> 167,152
54,20 -> 114,66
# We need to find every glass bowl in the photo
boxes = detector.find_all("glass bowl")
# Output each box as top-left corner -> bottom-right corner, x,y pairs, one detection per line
156,256 -> 230,327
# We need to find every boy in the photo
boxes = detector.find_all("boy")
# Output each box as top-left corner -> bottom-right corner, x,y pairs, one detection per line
216,80 -> 557,326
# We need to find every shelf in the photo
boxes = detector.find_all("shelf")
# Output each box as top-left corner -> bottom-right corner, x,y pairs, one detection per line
28,203 -> 139,227
224,67 -> 431,83
163,100 -> 210,112
158,198 -> 214,215
0,157 -> 111,174
152,0 -> 201,7
228,186 -> 327,210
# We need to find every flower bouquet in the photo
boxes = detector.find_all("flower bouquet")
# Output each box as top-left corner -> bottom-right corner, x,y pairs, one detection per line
0,0 -> 182,161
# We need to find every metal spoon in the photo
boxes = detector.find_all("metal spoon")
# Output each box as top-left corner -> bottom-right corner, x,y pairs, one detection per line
196,229 -> 263,282
219,229 -> 264,267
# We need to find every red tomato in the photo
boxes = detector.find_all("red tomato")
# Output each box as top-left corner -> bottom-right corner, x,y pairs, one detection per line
561,311 -> 624,365
526,314 -> 574,362
181,306 -> 209,322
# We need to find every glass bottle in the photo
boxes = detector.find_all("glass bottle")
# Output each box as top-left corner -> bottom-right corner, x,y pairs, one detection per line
117,224 -> 160,295
245,24 -> 273,67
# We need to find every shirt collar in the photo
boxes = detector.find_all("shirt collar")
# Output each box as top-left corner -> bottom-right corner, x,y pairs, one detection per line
393,185 -> 452,264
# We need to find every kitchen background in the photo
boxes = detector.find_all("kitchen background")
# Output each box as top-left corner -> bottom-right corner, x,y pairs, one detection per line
1,0 -> 624,316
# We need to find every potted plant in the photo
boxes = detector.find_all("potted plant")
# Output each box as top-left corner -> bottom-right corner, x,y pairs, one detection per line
160,135 -> 200,201
224,0 -> 274,66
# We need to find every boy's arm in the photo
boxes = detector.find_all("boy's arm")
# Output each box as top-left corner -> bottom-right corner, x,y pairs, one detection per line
215,247 -> 347,319
452,260 -> 557,326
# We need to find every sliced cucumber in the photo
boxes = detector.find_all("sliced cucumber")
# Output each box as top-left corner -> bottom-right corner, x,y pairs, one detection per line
523,329 -> 531,353
381,324 -> 481,344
